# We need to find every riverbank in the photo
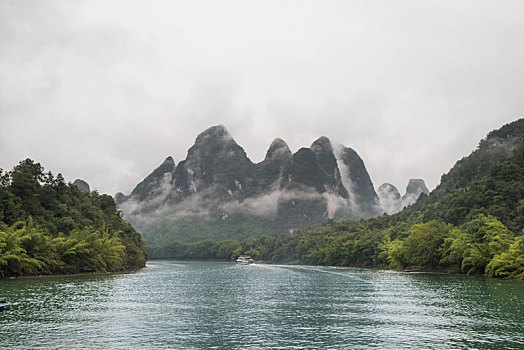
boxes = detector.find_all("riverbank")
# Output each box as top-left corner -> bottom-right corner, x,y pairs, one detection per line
1,266 -> 146,280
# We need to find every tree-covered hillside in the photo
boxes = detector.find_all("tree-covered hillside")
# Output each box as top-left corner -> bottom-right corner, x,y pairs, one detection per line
0,159 -> 147,277
390,118 -> 524,232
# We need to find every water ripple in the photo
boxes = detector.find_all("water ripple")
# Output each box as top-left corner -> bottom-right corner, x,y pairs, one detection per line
1,261 -> 523,349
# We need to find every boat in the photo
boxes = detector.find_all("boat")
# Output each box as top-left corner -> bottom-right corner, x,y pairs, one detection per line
0,300 -> 11,310
236,255 -> 255,265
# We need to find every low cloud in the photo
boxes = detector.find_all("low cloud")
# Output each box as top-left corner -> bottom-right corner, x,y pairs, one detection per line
377,183 -> 402,215
118,181 -> 356,228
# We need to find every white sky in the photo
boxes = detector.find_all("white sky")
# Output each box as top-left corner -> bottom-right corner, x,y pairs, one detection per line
1,0 -> 523,195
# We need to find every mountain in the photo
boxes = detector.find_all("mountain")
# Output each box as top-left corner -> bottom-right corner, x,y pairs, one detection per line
432,120 -> 523,198
117,125 -> 424,245
309,137 -> 348,199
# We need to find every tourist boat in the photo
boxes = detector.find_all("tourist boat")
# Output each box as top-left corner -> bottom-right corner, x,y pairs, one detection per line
236,255 -> 255,265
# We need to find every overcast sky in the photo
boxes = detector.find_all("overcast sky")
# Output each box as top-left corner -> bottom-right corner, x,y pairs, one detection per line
1,0 -> 523,195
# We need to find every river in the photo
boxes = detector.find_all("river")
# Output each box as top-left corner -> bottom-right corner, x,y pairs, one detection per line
1,261 -> 523,349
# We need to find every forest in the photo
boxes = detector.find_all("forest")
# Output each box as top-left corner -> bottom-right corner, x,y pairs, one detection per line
149,119 -> 524,280
0,159 -> 147,277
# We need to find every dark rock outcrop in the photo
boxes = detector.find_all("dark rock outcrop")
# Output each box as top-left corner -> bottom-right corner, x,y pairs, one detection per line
73,179 -> 90,193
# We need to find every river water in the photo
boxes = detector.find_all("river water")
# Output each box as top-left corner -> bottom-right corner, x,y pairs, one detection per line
1,261 -> 523,349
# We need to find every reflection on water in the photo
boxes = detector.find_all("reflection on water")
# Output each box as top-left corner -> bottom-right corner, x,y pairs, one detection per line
1,261 -> 523,349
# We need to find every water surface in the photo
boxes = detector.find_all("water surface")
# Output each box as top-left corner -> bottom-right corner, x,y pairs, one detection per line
1,261 -> 523,349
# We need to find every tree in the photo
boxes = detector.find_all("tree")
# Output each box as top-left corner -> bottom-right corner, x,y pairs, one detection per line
439,228 -> 469,272
401,220 -> 451,269
461,215 -> 515,275
485,235 -> 524,279
0,220 -> 45,276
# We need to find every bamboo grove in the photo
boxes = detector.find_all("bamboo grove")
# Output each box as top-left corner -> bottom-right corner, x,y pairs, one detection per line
0,159 -> 147,277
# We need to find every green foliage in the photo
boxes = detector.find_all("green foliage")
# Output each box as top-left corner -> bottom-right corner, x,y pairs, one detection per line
461,215 -> 514,275
135,213 -> 277,246
485,235 -> 524,279
400,221 -> 452,269
151,214 -> 523,280
0,220 -> 44,276
149,240 -> 241,260
418,122 -> 524,232
433,119 -> 523,197
439,228 -> 469,272
0,159 -> 147,277
381,238 -> 405,270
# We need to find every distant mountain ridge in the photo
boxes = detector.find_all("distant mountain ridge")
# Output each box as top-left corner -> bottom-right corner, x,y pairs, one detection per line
116,125 -> 427,244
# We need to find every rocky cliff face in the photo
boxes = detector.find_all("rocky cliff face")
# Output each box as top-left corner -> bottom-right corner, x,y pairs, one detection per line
117,125 -> 422,242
